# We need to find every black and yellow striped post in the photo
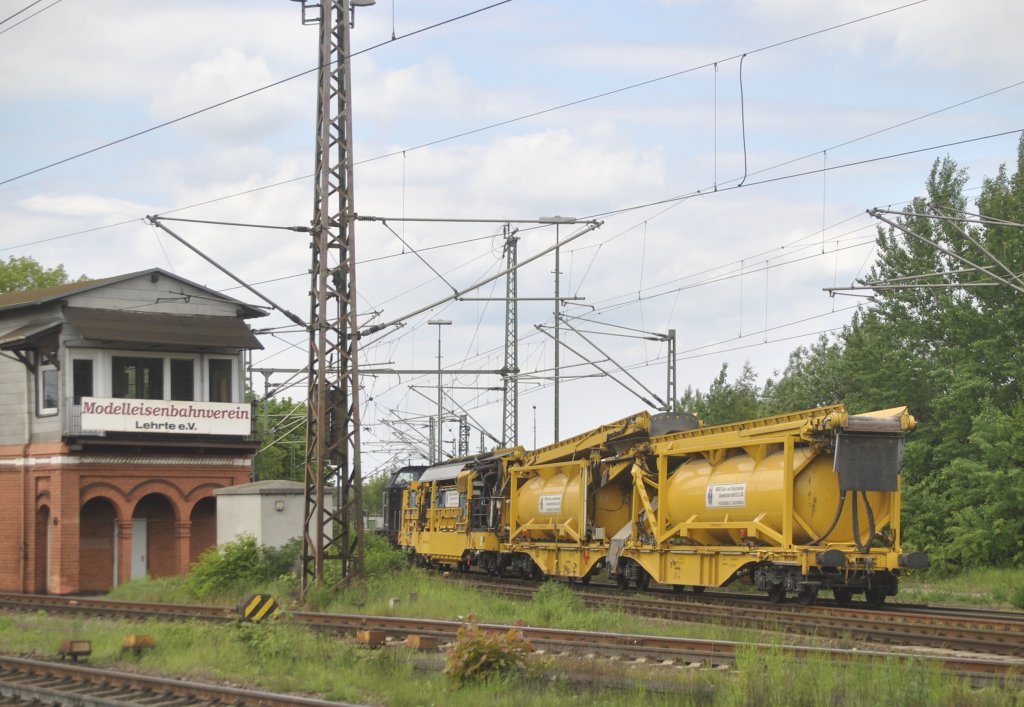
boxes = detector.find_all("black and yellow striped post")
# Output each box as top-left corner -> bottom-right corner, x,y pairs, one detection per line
239,594 -> 280,622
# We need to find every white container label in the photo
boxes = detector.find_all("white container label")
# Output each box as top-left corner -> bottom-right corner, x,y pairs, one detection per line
706,483 -> 746,508
443,490 -> 461,508
539,494 -> 562,514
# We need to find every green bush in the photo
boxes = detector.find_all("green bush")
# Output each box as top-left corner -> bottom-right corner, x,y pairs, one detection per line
530,580 -> 584,625
187,534 -> 292,599
364,532 -> 408,576
444,620 -> 532,687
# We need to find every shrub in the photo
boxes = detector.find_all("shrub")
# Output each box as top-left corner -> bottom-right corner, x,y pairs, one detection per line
444,620 -> 532,687
530,580 -> 584,625
364,532 -> 407,576
187,534 -> 292,599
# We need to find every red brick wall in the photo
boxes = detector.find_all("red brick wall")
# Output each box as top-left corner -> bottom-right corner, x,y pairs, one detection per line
79,499 -> 116,592
0,470 -> 24,592
189,497 -> 217,568
0,446 -> 251,594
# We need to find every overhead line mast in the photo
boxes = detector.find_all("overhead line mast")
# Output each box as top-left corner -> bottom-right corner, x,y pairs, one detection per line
292,0 -> 372,598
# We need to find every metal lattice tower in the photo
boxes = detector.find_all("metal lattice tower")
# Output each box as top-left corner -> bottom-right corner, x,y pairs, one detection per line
458,415 -> 469,457
666,328 -> 677,412
295,0 -> 364,598
501,225 -> 519,447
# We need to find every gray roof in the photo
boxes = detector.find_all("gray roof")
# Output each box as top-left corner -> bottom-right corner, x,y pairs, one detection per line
64,307 -> 262,351
214,480 -> 305,496
0,268 -> 267,318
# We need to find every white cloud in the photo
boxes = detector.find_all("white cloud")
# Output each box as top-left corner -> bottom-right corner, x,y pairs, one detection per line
16,193 -> 145,218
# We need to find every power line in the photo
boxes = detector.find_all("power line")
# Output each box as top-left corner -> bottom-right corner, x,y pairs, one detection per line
7,75 -> 1017,258
0,0 -> 44,26
585,129 -> 1024,222
0,0 -> 60,37
0,1 -> 512,188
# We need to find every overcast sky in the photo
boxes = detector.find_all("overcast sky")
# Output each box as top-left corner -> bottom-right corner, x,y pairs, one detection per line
1,0 -> 1021,473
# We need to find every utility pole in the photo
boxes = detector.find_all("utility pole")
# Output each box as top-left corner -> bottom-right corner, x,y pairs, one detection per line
665,328 -> 677,412
428,319 -> 452,463
540,216 -> 576,442
292,0 -> 372,599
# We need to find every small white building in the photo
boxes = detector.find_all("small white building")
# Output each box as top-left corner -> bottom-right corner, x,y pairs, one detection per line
214,480 -> 306,549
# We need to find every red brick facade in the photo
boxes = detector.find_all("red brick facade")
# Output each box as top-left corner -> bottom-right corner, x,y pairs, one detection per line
0,442 -> 250,594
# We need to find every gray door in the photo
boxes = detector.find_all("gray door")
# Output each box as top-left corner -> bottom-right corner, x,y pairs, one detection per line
131,519 -> 148,579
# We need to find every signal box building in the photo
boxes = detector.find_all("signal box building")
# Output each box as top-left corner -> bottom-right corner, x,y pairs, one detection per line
0,268 -> 266,594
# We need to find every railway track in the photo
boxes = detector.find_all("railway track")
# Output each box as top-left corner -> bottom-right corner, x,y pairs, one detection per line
0,592 -> 1020,689
0,654 -> 361,706
443,573 -> 1024,658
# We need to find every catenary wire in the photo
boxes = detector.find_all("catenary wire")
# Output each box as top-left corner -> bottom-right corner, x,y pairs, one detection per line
0,1 -> 512,187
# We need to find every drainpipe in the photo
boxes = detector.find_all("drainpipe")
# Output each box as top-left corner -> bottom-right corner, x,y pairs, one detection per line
21,368 -> 32,593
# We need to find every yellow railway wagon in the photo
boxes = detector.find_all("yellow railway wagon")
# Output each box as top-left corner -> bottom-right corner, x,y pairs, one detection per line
399,405 -> 926,608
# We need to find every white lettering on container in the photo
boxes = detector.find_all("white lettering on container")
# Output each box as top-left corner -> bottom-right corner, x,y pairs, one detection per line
706,483 -> 746,509
539,494 -> 562,514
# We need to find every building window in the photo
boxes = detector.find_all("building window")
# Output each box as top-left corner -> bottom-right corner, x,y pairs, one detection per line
170,359 -> 195,401
38,365 -> 58,416
112,356 -> 163,400
208,358 -> 233,402
72,359 -> 94,404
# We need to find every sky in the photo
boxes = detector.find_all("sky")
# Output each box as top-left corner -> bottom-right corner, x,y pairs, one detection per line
1,0 -> 1022,475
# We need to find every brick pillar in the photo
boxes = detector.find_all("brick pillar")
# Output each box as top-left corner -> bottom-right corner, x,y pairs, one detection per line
176,521 -> 192,576
116,519 -> 134,587
47,465 -> 81,595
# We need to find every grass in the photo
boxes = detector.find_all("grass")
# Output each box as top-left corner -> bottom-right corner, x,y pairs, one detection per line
2,606 -> 1020,707
21,547 -> 1024,705
898,567 -> 1024,609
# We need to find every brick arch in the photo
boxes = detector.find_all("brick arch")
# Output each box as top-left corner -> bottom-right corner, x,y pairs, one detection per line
183,482 -> 225,510
124,480 -> 190,514
79,483 -> 133,521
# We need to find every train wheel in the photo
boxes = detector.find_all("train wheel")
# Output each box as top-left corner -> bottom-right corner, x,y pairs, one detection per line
796,586 -> 818,606
767,582 -> 786,604
832,588 -> 853,607
864,587 -> 887,608
691,586 -> 706,594
636,572 -> 651,591
529,563 -> 544,581
616,573 -> 630,590
580,572 -> 592,586
672,585 -> 685,594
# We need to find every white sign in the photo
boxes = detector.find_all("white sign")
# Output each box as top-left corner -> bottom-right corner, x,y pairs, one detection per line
443,490 -> 461,508
80,397 -> 251,436
539,494 -> 562,514
706,482 -> 746,509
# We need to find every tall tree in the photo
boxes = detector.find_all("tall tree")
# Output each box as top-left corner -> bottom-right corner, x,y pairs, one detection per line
0,256 -> 83,293
252,397 -> 307,481
678,362 -> 761,425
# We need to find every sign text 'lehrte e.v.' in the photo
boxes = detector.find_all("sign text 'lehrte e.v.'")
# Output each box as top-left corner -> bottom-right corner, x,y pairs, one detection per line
80,397 -> 251,436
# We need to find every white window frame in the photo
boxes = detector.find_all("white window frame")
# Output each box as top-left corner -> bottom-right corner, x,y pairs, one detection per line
64,349 -> 242,403
205,355 -> 237,403
37,362 -> 59,416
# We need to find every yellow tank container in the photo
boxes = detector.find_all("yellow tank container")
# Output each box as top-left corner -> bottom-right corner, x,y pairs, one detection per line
662,447 -> 892,547
516,469 -> 581,540
515,465 -> 632,541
